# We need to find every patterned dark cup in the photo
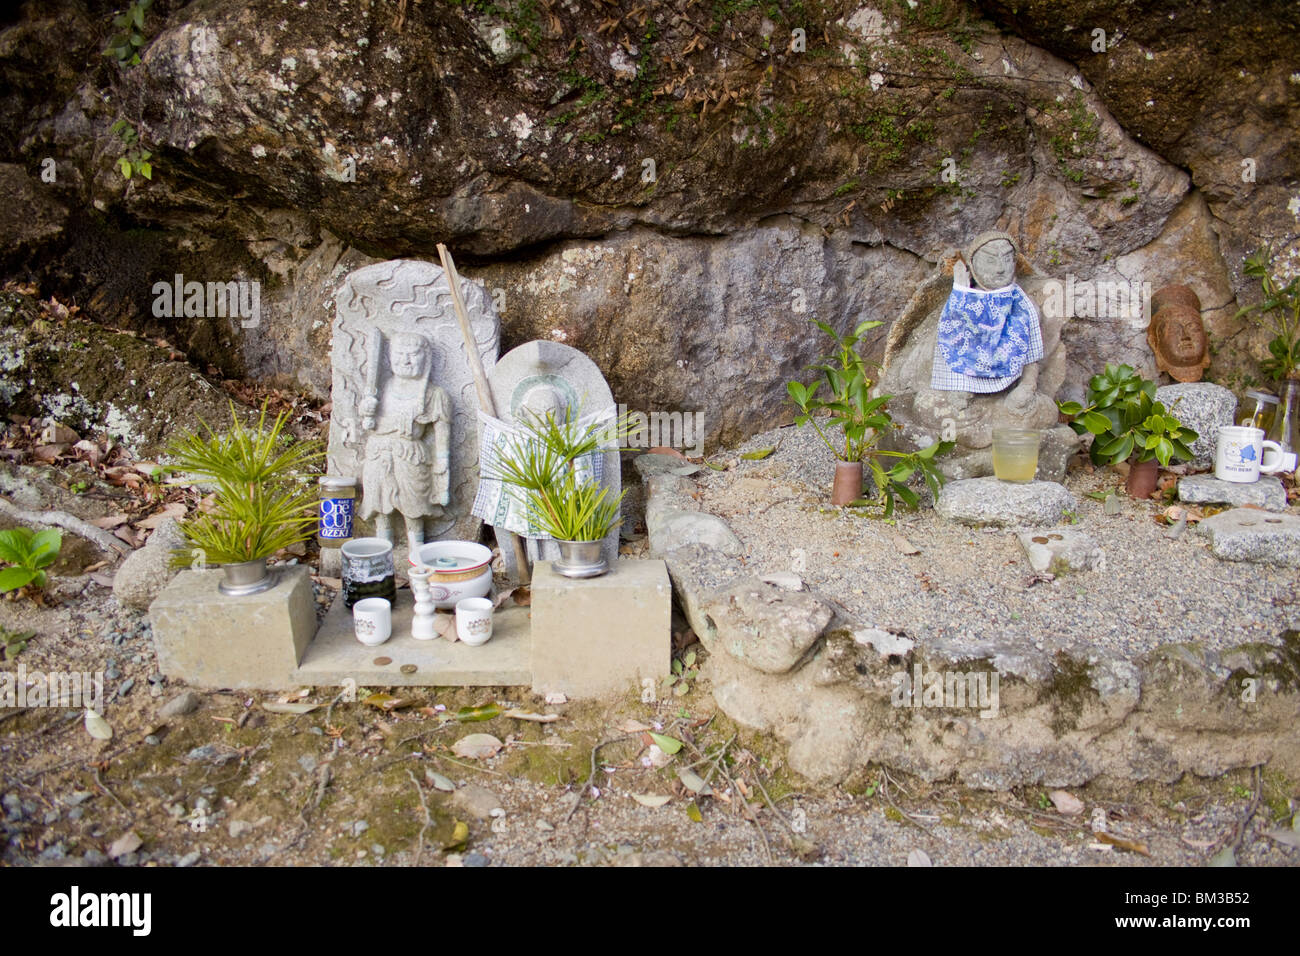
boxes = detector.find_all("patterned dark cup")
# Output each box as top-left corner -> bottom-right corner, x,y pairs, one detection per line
341,537 -> 396,609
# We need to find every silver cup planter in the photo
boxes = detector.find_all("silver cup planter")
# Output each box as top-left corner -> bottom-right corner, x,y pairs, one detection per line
553,539 -> 608,579
218,558 -> 276,596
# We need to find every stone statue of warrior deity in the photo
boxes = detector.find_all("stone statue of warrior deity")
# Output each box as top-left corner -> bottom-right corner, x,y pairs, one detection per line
342,329 -> 452,554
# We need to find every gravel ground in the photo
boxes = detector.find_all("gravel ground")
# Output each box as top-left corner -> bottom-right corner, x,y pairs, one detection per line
696,422 -> 1300,662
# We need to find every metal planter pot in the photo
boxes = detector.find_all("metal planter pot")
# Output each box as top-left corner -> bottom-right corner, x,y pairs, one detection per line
554,539 -> 608,579
218,558 -> 276,597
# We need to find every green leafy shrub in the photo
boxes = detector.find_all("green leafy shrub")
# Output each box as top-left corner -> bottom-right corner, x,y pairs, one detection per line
165,402 -> 324,565
104,0 -> 153,67
0,528 -> 62,595
1237,248 -> 1300,382
1057,364 -> 1197,467
786,318 -> 953,514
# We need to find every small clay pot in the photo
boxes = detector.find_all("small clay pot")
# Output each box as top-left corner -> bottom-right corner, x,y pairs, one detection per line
1125,457 -> 1159,498
831,461 -> 864,506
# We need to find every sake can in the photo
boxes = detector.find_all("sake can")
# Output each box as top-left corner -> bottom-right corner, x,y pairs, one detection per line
317,476 -> 356,547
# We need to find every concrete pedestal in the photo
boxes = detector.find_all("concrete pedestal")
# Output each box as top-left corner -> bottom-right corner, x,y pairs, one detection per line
149,566 -> 316,690
530,559 -> 671,699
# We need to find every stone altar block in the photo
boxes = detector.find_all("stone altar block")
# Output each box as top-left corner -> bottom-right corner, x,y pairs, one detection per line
530,559 -> 671,699
295,595 -> 532,687
149,566 -> 316,690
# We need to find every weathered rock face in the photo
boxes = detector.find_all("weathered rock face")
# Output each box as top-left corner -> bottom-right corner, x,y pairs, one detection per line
3,0 -> 1296,450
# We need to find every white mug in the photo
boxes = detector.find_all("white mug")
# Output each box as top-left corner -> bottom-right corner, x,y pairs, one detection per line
1214,425 -> 1297,483
455,597 -> 494,646
352,597 -> 392,646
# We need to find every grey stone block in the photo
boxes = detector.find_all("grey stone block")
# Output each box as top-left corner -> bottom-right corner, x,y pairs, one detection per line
1196,509 -> 1300,566
149,566 -> 316,689
936,477 -> 1077,527
1178,474 -> 1287,512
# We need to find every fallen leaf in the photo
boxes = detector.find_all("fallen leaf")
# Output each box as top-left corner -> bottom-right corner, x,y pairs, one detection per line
1208,846 -> 1237,867
646,447 -> 687,460
362,693 -> 411,712
84,709 -> 113,740
1263,827 -> 1300,850
90,515 -> 131,530
444,821 -> 470,851
677,768 -> 713,795
892,534 -> 921,555
450,703 -> 502,722
1049,790 -> 1084,815
907,848 -> 932,867
545,692 -> 568,706
685,801 -> 703,823
1093,831 -> 1151,856
619,719 -> 651,734
135,503 -> 187,529
631,793 -> 672,808
649,732 -> 683,755
108,831 -> 142,859
704,460 -> 728,471
452,733 -> 503,760
434,613 -> 456,639
503,709 -> 560,723
32,444 -> 68,462
260,701 -> 319,715
425,771 -> 456,792
315,576 -> 342,589
740,446 -> 775,461
112,526 -> 140,549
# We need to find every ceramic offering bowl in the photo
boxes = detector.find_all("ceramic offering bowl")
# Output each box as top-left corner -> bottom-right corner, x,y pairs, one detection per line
415,540 -> 493,610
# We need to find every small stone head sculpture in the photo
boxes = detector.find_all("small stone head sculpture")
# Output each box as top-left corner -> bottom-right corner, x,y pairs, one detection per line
1147,285 -> 1209,382
390,332 -> 431,379
518,383 -> 569,426
965,231 -> 1019,290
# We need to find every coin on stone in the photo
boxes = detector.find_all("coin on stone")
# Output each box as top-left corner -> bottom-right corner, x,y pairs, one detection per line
373,657 -> 392,666
400,664 -> 417,675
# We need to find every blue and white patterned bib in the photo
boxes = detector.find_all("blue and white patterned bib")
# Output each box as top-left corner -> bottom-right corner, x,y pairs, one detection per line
932,283 -> 1042,393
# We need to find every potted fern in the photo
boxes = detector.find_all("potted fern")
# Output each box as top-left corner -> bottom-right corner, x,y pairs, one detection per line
165,402 -> 324,595
488,408 -> 626,578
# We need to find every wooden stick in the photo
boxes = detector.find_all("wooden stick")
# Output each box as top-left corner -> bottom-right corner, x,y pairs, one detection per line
435,243 -> 532,584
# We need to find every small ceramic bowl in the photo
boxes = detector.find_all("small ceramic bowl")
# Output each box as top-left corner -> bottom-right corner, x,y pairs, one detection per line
415,541 -> 493,610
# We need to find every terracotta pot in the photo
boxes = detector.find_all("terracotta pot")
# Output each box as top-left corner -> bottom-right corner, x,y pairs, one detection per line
831,461 -> 864,506
1125,457 -> 1159,498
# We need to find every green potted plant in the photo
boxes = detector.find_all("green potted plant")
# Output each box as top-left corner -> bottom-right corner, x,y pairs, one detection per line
165,402 -> 324,595
1057,363 -> 1198,498
489,408 -> 627,578
1236,247 -> 1300,454
787,319 -> 952,512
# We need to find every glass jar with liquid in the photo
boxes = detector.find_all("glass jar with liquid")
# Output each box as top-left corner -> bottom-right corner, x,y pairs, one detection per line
1265,380 -> 1299,457
317,476 -> 356,547
992,428 -> 1041,482
1238,389 -> 1279,431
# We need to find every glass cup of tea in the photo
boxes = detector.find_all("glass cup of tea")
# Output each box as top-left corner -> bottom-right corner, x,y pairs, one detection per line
992,428 -> 1041,483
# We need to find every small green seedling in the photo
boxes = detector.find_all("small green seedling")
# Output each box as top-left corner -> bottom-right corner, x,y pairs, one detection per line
0,626 -> 35,660
661,649 -> 700,697
0,528 -> 62,596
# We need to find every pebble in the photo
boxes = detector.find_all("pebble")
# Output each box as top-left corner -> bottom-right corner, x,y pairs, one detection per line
228,820 -> 254,839
463,852 -> 489,867
118,852 -> 139,867
83,849 -> 107,866
68,807 -> 83,821
350,820 -> 369,837
371,843 -> 385,858
66,791 -> 92,807
2,794 -> 21,821
298,755 -> 318,773
117,678 -> 135,697
105,667 -> 121,681
177,851 -> 201,867
43,810 -> 58,825
161,690 -> 202,718
145,735 -> 160,746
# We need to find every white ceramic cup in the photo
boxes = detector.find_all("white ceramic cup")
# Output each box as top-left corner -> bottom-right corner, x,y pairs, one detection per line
455,597 -> 494,646
1214,425 -> 1297,483
352,597 -> 392,646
